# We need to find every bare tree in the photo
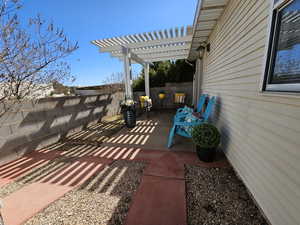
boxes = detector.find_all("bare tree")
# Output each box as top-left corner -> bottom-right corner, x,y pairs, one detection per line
0,0 -> 78,101
102,72 -> 124,85
100,72 -> 124,94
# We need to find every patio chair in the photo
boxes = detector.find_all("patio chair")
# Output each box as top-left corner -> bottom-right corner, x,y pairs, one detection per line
167,96 -> 216,148
174,94 -> 208,119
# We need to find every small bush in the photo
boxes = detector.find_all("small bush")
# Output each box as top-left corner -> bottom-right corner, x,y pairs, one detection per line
191,123 -> 220,149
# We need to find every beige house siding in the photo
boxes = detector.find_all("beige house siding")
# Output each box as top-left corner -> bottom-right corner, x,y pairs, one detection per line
197,0 -> 300,224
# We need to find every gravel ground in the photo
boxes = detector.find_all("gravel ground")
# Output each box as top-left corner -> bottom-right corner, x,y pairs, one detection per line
24,160 -> 145,225
185,165 -> 268,225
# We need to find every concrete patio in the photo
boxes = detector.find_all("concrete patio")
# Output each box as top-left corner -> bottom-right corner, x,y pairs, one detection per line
102,110 -> 196,152
0,111 -> 229,225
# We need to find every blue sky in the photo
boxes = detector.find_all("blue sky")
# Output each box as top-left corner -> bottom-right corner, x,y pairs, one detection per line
19,0 -> 197,86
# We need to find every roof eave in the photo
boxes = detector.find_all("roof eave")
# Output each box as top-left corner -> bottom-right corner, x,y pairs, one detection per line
188,0 -> 229,61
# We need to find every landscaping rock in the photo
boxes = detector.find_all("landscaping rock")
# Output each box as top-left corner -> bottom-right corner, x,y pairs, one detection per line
185,165 -> 268,225
24,160 -> 145,225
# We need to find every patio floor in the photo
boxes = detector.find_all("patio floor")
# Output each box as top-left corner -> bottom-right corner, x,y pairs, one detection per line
89,110 -> 196,153
0,110 -> 229,225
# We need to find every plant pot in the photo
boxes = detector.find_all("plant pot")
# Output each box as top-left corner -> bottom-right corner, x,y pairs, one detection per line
158,93 -> 166,100
123,108 -> 136,128
196,145 -> 216,162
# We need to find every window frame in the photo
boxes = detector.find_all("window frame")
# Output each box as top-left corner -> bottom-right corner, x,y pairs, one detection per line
262,0 -> 300,93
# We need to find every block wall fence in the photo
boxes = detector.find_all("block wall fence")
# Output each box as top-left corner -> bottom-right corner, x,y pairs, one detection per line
0,92 -> 124,165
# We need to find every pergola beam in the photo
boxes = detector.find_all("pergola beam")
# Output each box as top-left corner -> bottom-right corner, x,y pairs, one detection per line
92,26 -> 192,64
112,51 -> 189,62
145,55 -> 188,62
97,35 -> 192,53
111,44 -> 191,57
127,49 -> 146,65
116,53 -> 188,63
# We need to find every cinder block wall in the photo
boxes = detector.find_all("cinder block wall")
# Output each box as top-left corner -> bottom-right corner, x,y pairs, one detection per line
0,92 -> 124,165
134,82 -> 193,109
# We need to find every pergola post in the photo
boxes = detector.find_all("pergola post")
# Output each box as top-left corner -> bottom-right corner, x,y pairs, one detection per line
122,47 -> 133,100
144,63 -> 150,97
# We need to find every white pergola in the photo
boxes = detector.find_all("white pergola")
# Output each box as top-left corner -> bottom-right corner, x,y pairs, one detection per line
92,26 -> 193,99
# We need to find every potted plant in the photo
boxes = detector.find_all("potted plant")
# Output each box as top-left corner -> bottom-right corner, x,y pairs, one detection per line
158,91 -> 166,100
191,123 -> 221,162
120,99 -> 137,128
157,91 -> 165,109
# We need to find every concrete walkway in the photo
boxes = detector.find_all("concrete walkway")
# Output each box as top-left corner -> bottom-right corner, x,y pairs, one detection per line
0,114 -> 229,225
124,150 -> 228,225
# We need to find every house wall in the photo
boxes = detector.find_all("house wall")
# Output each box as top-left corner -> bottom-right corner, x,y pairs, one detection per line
0,92 -> 124,165
196,0 -> 300,224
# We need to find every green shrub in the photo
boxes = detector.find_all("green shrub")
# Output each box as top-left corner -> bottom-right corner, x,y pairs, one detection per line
132,60 -> 195,91
132,78 -> 145,91
191,123 -> 221,149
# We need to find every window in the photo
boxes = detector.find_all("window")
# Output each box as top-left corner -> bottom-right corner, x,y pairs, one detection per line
264,0 -> 300,92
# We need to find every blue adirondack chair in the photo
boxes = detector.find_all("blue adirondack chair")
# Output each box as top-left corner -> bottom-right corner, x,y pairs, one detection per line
174,94 -> 208,120
167,96 -> 216,148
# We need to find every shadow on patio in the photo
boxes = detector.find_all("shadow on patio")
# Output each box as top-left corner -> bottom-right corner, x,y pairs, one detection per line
0,110 -> 228,225
102,110 -> 196,152
0,109 -> 223,187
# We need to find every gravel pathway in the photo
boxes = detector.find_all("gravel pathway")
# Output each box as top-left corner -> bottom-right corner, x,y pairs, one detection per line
24,160 -> 145,225
185,165 -> 268,225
